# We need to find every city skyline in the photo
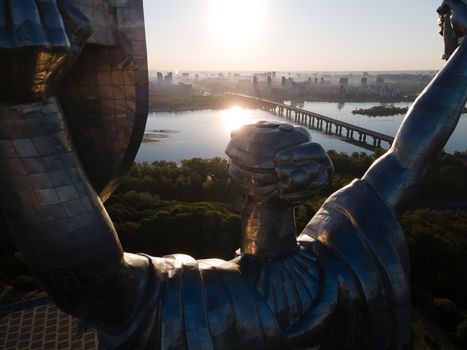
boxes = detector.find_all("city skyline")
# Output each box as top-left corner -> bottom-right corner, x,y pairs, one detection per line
144,0 -> 447,72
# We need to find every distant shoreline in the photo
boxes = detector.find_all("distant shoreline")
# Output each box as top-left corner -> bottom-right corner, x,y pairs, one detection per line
148,95 -> 230,113
148,96 -> 466,115
298,96 -> 414,103
148,97 -> 409,113
149,106 -> 226,113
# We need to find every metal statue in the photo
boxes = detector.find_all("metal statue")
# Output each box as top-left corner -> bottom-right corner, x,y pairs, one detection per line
0,0 -> 465,349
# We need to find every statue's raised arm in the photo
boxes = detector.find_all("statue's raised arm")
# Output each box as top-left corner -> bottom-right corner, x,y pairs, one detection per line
363,0 -> 467,212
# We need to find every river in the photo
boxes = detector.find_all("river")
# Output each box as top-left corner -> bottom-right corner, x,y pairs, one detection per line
135,102 -> 467,163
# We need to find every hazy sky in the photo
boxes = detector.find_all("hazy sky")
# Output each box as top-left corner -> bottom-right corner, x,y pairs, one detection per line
144,0 -> 446,71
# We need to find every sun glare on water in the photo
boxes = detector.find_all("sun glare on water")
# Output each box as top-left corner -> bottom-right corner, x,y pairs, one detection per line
222,107 -> 255,132
209,0 -> 265,47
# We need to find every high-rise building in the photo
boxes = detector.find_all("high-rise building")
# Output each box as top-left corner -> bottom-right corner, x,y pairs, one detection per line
361,77 -> 368,89
253,75 -> 258,89
339,77 -> 349,87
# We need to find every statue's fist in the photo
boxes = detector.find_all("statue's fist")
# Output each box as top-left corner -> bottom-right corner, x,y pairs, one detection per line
439,0 -> 467,35
438,0 -> 466,59
226,121 -> 333,208
0,0 -> 91,103
275,142 -> 334,205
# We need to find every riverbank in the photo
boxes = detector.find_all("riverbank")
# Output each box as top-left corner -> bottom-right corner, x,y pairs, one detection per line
149,95 -> 231,112
148,94 -> 416,113
149,94 -> 415,120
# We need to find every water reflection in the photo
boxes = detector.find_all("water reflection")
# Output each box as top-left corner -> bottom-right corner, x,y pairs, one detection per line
136,103 -> 467,163
222,107 -> 255,132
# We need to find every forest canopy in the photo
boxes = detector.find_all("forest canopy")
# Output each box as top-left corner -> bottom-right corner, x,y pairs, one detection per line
1,152 -> 466,345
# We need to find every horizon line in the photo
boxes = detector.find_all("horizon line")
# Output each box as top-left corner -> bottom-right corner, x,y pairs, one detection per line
148,68 -> 440,73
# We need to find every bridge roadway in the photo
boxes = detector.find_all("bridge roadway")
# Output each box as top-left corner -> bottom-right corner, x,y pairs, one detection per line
228,93 -> 395,149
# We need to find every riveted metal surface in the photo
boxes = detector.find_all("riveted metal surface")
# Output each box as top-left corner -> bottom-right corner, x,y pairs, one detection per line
59,0 -> 148,202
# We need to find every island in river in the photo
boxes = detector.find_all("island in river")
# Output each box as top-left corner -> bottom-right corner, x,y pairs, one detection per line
352,105 -> 409,116
352,105 -> 467,117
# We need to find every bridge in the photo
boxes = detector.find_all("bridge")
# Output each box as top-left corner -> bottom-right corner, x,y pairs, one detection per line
227,94 -> 395,150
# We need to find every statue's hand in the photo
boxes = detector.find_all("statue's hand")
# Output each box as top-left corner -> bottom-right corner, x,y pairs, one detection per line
227,122 -> 332,208
0,0 -> 92,103
274,142 -> 334,205
438,0 -> 467,59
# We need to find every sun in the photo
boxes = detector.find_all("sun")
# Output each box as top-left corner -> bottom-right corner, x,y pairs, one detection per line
209,0 -> 265,47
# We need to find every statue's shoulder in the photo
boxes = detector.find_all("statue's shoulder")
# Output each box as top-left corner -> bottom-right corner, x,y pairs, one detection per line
100,254 -> 286,349
299,178 -> 404,245
298,178 -> 409,299
292,179 -> 411,348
